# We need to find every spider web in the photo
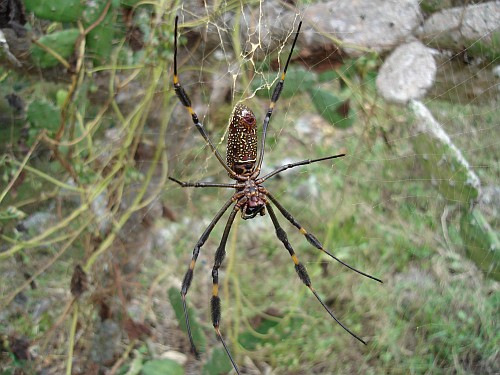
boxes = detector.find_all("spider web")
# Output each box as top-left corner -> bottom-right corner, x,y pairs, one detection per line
165,2 -> 499,374
0,1 -> 498,374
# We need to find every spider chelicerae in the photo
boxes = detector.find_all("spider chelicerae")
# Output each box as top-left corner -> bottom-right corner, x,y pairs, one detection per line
170,16 -> 382,374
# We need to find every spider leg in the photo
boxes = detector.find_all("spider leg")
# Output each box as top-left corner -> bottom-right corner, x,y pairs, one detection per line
173,16 -> 239,180
253,20 -> 302,175
266,203 -> 367,345
169,176 -> 243,189
257,153 -> 346,183
211,203 -> 243,375
180,197 -> 236,359
267,193 -> 382,283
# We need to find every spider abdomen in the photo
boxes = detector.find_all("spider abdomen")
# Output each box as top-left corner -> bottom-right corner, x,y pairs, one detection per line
226,103 -> 257,177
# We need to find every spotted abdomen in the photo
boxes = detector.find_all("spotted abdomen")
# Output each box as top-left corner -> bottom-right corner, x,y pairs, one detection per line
226,103 -> 257,177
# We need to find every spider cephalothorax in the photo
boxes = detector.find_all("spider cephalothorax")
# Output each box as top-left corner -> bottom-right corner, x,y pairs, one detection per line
170,15 -> 382,375
237,178 -> 267,219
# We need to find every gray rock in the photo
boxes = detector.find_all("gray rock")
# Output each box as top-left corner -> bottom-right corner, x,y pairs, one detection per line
160,350 -> 188,365
409,100 -> 481,206
17,212 -> 58,235
377,41 -> 437,104
478,185 -> 500,220
302,0 -> 422,56
238,2 -> 298,59
90,319 -> 122,364
417,2 -> 500,58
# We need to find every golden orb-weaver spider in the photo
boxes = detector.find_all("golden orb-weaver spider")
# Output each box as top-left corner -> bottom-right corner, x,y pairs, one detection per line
170,15 -> 382,374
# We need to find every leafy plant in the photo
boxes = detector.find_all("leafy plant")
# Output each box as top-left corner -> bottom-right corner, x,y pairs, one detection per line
168,287 -> 207,352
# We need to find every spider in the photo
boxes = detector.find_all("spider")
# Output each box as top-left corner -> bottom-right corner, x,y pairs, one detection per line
170,16 -> 382,374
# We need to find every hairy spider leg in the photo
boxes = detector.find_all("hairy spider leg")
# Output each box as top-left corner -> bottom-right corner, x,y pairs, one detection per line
253,20 -> 303,176
257,153 -> 346,183
169,176 -> 242,189
266,203 -> 367,344
169,155 -> 348,192
173,16 -> 240,180
267,193 -> 383,283
180,197 -> 237,358
211,204 -> 243,375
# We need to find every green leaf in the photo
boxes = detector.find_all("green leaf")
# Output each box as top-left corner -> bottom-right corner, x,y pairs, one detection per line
141,359 -> 184,375
24,0 -> 85,22
251,67 -> 317,99
85,4 -> 118,64
308,87 -> 354,128
167,287 -> 207,353
317,70 -> 340,83
238,318 -> 279,350
27,100 -> 61,133
202,348 -> 232,375
238,316 -> 303,350
120,0 -> 147,6
56,89 -> 69,108
31,29 -> 80,68
0,206 -> 26,221
124,349 -> 144,375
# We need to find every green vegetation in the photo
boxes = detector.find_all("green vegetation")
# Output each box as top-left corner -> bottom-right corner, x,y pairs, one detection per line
251,66 -> 357,128
1,2 -> 498,375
